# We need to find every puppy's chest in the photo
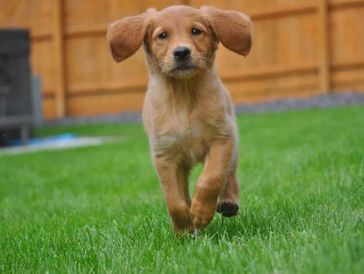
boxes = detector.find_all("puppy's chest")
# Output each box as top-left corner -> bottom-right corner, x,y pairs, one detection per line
154,116 -> 211,161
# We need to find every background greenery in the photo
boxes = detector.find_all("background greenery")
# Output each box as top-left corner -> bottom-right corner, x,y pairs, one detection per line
1,106 -> 363,273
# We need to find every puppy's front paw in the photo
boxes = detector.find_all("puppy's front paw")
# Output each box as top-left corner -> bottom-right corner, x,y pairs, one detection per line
190,199 -> 216,229
173,217 -> 195,236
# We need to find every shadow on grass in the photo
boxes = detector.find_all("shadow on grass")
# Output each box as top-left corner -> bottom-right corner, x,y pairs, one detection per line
169,207 -> 286,245
203,209 -> 278,241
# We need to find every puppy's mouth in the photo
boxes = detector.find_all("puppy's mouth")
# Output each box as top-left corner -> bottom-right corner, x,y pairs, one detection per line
172,63 -> 197,72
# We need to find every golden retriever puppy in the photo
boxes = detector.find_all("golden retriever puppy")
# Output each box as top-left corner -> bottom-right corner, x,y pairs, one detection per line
107,5 -> 252,234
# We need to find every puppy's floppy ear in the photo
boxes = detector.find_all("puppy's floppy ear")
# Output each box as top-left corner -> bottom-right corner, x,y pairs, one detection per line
107,9 -> 155,62
201,6 -> 253,56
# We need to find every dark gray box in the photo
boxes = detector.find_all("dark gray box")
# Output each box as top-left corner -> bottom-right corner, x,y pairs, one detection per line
0,29 -> 33,146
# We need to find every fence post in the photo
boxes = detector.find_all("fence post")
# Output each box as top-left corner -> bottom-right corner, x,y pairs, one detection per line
54,0 -> 66,118
317,0 -> 330,93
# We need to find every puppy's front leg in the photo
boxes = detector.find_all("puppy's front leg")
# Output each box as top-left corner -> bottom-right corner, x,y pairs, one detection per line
191,138 -> 234,229
154,158 -> 193,234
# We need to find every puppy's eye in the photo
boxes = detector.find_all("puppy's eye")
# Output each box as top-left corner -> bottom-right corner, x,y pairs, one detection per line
191,28 -> 202,35
158,32 -> 168,39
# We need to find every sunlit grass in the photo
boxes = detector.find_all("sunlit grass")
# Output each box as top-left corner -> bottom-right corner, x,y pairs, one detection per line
1,106 -> 363,273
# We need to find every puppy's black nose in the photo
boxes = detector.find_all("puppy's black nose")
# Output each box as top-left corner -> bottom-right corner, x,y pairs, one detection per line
173,47 -> 191,61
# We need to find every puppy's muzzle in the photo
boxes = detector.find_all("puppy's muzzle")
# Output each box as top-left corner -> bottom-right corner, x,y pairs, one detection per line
173,47 -> 191,62
172,46 -> 195,72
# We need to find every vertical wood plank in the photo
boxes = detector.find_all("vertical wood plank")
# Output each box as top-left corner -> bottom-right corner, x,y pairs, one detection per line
317,0 -> 331,93
53,0 -> 66,118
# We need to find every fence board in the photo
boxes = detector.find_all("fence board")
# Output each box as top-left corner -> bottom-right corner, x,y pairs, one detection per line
318,0 -> 330,92
53,0 -> 66,118
0,0 -> 363,120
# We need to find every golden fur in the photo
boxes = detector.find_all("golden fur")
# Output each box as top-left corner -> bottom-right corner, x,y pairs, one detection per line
107,5 -> 252,234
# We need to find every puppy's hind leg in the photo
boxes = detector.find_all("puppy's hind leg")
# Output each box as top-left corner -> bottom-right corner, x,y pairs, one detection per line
217,175 -> 240,217
217,156 -> 240,217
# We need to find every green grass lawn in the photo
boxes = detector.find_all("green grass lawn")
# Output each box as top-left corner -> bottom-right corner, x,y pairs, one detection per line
1,106 -> 363,273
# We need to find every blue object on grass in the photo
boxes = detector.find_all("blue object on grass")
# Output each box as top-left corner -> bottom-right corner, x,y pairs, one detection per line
11,133 -> 77,146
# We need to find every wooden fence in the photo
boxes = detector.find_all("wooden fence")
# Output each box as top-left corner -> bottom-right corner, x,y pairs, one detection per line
1,0 -> 364,120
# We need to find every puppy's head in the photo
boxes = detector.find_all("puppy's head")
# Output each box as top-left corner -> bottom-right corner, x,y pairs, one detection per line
107,6 -> 252,79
